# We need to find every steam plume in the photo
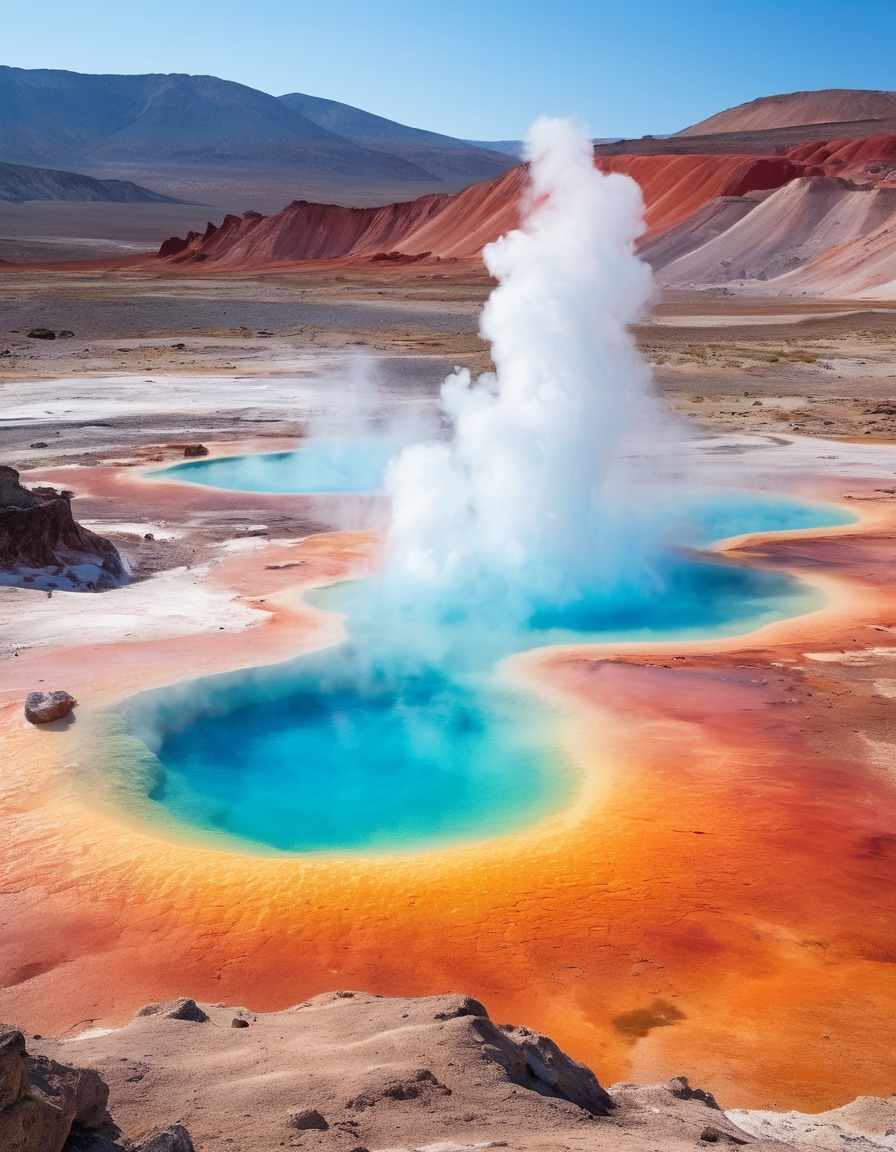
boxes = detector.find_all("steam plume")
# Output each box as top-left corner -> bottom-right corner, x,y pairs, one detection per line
384,117 -> 660,624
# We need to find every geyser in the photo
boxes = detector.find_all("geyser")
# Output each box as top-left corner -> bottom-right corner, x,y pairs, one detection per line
385,117 -> 659,624
94,119 -> 854,856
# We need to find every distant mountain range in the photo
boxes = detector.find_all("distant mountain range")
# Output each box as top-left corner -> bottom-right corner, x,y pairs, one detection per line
0,159 -> 180,203
158,88 -> 896,299
0,66 -> 515,191
277,92 -> 514,181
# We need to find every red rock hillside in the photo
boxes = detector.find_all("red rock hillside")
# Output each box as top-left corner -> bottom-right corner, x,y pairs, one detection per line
157,133 -> 896,296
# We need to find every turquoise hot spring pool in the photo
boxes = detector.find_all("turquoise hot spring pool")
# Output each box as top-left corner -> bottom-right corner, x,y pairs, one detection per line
111,443 -> 854,856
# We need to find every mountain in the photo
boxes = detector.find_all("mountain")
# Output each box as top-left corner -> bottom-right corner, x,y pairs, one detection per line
0,159 -> 179,203
463,139 -> 524,159
679,89 -> 896,136
157,120 -> 896,297
277,91 -> 515,182
0,67 -> 436,180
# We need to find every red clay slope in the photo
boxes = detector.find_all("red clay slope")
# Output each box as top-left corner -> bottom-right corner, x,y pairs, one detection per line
160,167 -> 527,267
156,134 -> 896,292
159,155 -> 800,268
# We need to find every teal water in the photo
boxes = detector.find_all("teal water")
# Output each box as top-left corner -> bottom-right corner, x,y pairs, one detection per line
154,440 -> 393,494
116,447 -> 855,856
127,657 -> 565,854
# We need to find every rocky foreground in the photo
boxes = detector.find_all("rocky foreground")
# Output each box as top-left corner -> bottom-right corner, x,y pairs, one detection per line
4,991 -> 894,1152
0,465 -> 127,592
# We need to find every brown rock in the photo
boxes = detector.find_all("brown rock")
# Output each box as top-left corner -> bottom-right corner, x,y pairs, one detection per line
475,1019 -> 613,1116
24,690 -> 77,725
182,445 -> 209,458
0,1028 -> 30,1109
0,466 -> 127,592
27,328 -> 55,340
135,1125 -> 195,1151
137,998 -> 210,1023
286,1107 -> 328,1130
0,1026 -> 109,1152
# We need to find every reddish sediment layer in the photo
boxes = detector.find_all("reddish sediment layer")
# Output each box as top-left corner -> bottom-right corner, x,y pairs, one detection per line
154,134 -> 896,295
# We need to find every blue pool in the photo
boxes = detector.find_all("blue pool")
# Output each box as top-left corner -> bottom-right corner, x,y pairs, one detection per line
110,445 -> 854,856
154,440 -> 395,494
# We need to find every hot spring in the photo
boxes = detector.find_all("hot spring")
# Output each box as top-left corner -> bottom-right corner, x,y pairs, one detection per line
98,118 -> 855,856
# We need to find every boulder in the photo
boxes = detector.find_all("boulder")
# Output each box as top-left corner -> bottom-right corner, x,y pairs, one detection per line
182,445 -> 209,458
0,1028 -> 30,1109
473,1018 -> 614,1116
137,999 -> 209,1023
27,328 -> 55,340
286,1107 -> 328,1130
0,466 -> 127,592
24,690 -> 77,724
135,1125 -> 195,1152
0,1026 -> 108,1152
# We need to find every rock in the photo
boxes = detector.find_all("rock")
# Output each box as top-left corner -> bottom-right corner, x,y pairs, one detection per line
182,444 -> 208,458
667,1075 -> 720,1109
230,1017 -> 250,1028
0,1025 -> 110,1152
0,1028 -> 30,1109
135,1125 -> 195,1152
287,1107 -> 328,1130
137,998 -> 209,1023
0,466 -> 127,592
699,1125 -> 747,1144
474,1019 -> 613,1116
25,690 -> 77,724
27,1053 -> 109,1127
30,441 -> 48,449
143,533 -> 155,541
434,995 -> 488,1021
27,328 -> 56,340
346,1068 -> 451,1112
58,330 -> 74,338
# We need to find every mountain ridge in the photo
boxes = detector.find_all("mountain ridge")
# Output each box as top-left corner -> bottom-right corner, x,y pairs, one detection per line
0,158 -> 180,204
0,66 -> 513,190
679,88 -> 896,136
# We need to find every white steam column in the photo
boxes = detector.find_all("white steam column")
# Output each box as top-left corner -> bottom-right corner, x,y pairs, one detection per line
385,117 -> 658,624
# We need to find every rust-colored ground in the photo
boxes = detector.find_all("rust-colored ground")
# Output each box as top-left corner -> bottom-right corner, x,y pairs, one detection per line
1,466 -> 896,1111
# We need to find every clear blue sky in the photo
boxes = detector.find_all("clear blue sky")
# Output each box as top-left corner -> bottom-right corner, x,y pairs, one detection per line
4,0 -> 895,139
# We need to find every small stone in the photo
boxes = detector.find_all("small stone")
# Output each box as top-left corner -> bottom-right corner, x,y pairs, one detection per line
158,998 -> 209,1023
30,442 -> 48,449
27,328 -> 56,340
165,999 -> 209,1023
182,444 -> 209,458
24,690 -> 76,724
144,533 -> 155,541
231,1017 -> 250,1029
136,1125 -> 195,1152
286,1108 -> 328,1131
58,330 -> 75,338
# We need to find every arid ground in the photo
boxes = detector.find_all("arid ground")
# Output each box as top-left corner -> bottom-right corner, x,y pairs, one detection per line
2,263 -> 896,1141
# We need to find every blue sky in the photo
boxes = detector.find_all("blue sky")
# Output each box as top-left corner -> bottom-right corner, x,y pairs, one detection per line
4,0 -> 895,139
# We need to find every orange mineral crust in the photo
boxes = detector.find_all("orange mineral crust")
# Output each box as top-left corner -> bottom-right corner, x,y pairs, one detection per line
2,499 -> 896,1112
